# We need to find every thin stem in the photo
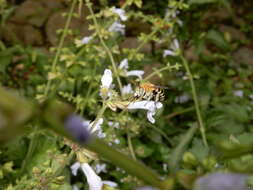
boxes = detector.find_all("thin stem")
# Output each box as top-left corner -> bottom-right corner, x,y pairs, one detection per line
127,129 -> 137,160
165,106 -> 195,120
86,1 -> 123,92
20,126 -> 38,174
44,0 -> 78,98
180,56 -> 208,147
135,29 -> 157,53
87,138 -> 172,190
143,64 -> 172,82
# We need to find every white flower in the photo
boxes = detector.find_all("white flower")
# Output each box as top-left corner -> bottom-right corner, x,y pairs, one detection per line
249,94 -> 253,100
81,36 -> 93,44
119,58 -> 129,69
163,39 -> 180,57
174,94 -> 190,104
234,90 -> 243,97
108,121 -> 120,129
95,163 -> 107,174
114,139 -> 120,144
126,70 -> 145,79
73,184 -> 79,190
119,58 -> 144,79
111,7 -> 127,21
101,69 -> 113,88
71,162 -> 117,190
84,118 -> 105,139
100,69 -> 113,99
122,84 -> 133,95
109,21 -> 125,35
127,101 -> 163,123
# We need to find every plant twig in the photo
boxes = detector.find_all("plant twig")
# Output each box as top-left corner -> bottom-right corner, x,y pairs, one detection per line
44,0 -> 78,98
180,56 -> 208,147
127,129 -> 137,160
86,1 -> 123,92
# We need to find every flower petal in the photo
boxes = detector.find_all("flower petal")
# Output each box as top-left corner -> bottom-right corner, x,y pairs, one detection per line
109,21 -> 125,35
111,7 -> 127,21
234,90 -> 243,97
127,101 -> 163,123
163,50 -> 176,57
101,69 -> 113,88
122,84 -> 133,95
119,58 -> 129,70
71,162 -> 81,176
81,36 -> 92,44
126,70 -> 144,79
81,163 -> 103,190
147,111 -> 155,123
103,180 -> 118,188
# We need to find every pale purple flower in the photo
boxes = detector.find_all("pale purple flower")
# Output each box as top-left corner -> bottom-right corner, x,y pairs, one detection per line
119,58 -> 129,70
194,172 -> 249,190
163,49 -> 177,57
64,114 -> 91,144
163,39 -> 180,57
127,101 -> 163,123
234,90 -> 243,98
108,121 -> 120,129
85,118 -> 105,139
122,84 -> 133,95
114,139 -> 120,144
174,94 -> 190,104
126,70 -> 145,79
119,58 -> 144,79
109,21 -> 125,35
81,36 -> 93,44
111,7 -> 127,21
95,163 -> 107,174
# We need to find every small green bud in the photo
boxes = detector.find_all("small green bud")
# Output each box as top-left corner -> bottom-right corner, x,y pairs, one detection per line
202,156 -> 217,170
32,167 -> 41,175
183,152 -> 198,166
53,176 -> 65,185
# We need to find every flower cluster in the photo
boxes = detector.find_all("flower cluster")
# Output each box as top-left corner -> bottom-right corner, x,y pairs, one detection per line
109,7 -> 128,35
100,62 -> 163,124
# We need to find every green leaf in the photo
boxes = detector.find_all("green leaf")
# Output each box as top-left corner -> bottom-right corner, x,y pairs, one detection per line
189,139 -> 209,161
206,30 -> 230,50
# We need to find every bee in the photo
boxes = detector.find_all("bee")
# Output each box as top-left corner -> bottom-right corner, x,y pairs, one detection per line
133,82 -> 167,102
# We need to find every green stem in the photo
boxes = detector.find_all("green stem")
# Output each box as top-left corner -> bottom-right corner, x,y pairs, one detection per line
135,29 -> 157,53
20,125 -> 38,174
86,1 -> 123,92
127,129 -> 137,160
144,64 -> 172,82
87,138 -> 171,190
165,106 -> 195,120
44,0 -> 78,98
180,56 -> 208,147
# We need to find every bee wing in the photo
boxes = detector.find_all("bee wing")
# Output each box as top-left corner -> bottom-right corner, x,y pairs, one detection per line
154,85 -> 169,89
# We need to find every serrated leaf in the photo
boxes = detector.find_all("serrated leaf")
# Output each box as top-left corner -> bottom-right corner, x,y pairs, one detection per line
189,139 -> 209,161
